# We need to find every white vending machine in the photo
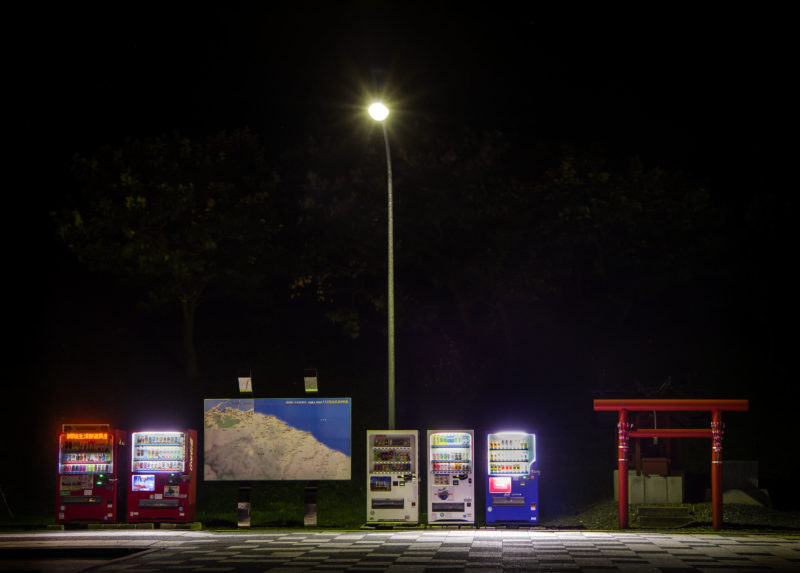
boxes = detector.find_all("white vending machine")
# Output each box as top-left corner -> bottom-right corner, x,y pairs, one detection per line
427,429 -> 474,524
366,430 -> 419,524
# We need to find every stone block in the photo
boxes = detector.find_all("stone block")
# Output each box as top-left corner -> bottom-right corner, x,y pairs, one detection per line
614,471 -> 684,504
644,475 -> 667,503
666,475 -> 683,504
613,470 -> 646,503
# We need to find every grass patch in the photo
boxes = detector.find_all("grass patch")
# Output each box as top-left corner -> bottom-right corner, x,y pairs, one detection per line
195,480 -> 365,528
542,498 -> 800,532
4,477 -> 799,533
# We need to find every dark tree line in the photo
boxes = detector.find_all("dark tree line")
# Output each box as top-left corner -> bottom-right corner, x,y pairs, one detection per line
56,130 -> 285,381
53,125 -> 750,423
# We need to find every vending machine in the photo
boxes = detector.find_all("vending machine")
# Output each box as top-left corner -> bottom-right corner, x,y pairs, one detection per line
56,423 -> 126,523
427,429 -> 474,524
366,430 -> 419,524
486,431 -> 539,524
128,430 -> 198,522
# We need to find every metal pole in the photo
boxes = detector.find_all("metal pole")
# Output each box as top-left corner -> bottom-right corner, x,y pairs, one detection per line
381,121 -> 395,430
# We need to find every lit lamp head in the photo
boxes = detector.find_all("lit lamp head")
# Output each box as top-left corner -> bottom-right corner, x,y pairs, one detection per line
368,102 -> 389,121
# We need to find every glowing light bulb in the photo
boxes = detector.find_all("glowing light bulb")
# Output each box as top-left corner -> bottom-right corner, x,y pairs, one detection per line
368,102 -> 389,121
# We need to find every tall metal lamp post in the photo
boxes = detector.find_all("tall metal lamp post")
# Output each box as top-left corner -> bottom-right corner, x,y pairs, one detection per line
368,101 -> 395,430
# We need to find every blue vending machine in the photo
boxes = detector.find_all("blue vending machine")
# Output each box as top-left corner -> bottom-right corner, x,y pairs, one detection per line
485,431 -> 539,524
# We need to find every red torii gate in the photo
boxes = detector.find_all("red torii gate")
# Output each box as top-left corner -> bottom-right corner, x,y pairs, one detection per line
593,399 -> 749,530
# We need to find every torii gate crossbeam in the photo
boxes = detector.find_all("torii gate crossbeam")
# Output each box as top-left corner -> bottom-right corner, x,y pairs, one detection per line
594,399 -> 749,530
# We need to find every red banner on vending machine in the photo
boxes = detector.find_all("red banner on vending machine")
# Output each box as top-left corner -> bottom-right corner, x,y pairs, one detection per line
56,424 -> 126,523
128,430 -> 197,522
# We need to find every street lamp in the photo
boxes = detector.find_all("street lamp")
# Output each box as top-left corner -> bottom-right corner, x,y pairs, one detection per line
369,101 -> 395,430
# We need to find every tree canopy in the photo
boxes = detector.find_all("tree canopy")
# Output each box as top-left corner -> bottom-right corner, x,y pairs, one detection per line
54,125 -> 725,410
277,126 -> 723,420
54,129 -> 283,380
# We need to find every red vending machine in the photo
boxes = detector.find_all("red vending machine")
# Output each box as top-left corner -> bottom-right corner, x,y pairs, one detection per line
56,423 -> 126,523
128,430 -> 197,522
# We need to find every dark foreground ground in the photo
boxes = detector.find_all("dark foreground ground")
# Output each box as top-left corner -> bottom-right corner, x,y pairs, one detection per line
2,527 -> 800,572
1,501 -> 799,571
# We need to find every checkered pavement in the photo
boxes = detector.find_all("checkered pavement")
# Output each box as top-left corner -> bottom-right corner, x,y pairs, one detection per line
3,529 -> 800,571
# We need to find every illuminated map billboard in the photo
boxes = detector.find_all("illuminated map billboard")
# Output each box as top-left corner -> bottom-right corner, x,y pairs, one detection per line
203,398 -> 351,481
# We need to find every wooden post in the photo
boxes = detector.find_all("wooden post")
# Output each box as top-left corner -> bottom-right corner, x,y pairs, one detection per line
711,409 -> 723,530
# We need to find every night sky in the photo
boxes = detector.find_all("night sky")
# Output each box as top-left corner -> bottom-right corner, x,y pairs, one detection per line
7,6 -> 795,511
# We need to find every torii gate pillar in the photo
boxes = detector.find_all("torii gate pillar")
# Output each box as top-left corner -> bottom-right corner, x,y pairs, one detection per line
594,399 -> 748,531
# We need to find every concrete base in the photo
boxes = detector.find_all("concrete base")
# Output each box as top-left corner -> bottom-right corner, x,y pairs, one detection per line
614,471 -> 683,504
723,461 -> 759,490
703,488 -> 771,506
724,489 -> 771,506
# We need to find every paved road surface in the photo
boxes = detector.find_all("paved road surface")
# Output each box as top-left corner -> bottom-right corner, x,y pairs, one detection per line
2,528 -> 800,571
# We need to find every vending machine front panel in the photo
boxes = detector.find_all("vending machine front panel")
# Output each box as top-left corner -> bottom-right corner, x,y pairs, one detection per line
366,430 -> 419,523
486,431 -> 539,524
57,424 -> 125,523
128,429 -> 197,522
427,429 -> 474,524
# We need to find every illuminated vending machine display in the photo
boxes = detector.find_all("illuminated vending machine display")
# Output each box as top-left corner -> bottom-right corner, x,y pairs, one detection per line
427,429 -> 474,524
366,430 -> 419,524
486,431 -> 539,524
57,423 -> 126,523
128,430 -> 197,522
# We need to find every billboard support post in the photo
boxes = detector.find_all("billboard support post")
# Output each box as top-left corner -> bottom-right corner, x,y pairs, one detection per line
304,483 -> 318,526
237,485 -> 251,528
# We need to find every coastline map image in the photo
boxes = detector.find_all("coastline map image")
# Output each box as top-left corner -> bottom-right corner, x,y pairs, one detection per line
204,398 -> 351,481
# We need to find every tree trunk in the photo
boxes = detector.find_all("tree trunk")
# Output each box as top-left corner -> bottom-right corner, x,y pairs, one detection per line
181,297 -> 199,381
